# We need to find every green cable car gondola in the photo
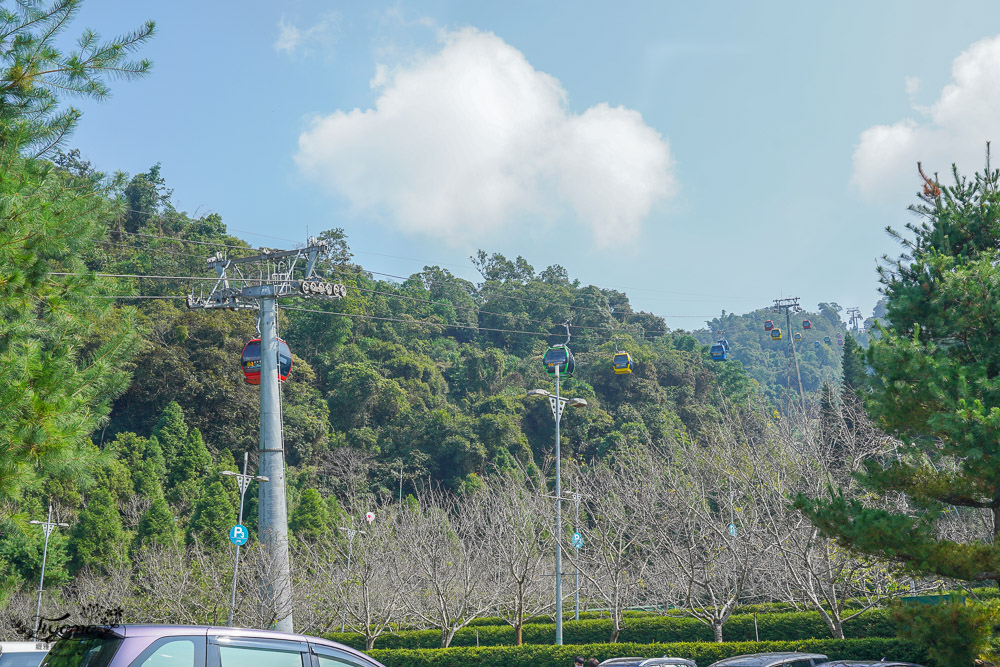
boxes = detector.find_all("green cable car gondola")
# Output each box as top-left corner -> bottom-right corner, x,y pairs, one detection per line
543,344 -> 575,377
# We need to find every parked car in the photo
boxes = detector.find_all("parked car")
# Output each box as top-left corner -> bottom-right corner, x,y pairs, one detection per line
0,642 -> 49,667
38,625 -> 383,667
599,658 -> 697,667
708,653 -> 829,667
817,662 -> 923,667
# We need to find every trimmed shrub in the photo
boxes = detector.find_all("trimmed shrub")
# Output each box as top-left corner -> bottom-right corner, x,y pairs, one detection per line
368,638 -> 926,667
325,608 -> 893,649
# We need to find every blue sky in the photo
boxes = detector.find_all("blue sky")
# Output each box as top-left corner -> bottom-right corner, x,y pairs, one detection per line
66,1 -> 1000,329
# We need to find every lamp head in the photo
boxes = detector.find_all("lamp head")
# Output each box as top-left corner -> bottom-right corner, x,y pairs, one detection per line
568,398 -> 589,408
526,389 -> 551,398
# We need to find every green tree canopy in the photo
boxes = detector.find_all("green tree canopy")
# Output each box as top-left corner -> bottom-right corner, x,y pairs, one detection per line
798,155 -> 1000,582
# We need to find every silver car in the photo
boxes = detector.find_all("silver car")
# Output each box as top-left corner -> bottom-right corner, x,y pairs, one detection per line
598,658 -> 698,667
708,653 -> 829,667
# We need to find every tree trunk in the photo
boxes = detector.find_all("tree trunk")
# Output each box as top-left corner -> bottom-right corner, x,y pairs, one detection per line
365,635 -> 375,651
610,614 -> 621,643
515,622 -> 523,645
712,620 -> 723,643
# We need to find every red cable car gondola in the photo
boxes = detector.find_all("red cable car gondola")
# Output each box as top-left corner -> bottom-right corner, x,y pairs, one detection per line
764,320 -> 774,331
802,319 -> 812,329
241,338 -> 293,385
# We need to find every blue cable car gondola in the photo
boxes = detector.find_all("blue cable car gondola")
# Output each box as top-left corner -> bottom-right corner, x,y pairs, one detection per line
612,351 -> 632,374
764,320 -> 774,331
824,336 -> 832,344
709,343 -> 727,361
814,340 -> 821,349
771,328 -> 782,341
241,338 -> 293,385
802,319 -> 812,330
543,344 -> 575,377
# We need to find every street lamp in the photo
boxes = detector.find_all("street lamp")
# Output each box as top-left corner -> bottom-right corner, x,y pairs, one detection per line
334,523 -> 367,632
220,452 -> 269,626
527,380 -> 588,645
28,504 -> 69,641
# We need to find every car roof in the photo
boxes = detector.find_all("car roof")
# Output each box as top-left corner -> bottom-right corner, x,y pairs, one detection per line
817,662 -> 923,667
711,654 -> 829,667
598,658 -> 696,667
64,626 -> 378,665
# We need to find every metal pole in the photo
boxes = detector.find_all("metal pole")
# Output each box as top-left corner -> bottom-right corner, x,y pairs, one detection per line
341,527 -> 356,633
554,365 -> 563,646
258,295 -> 294,632
574,493 -> 580,622
32,505 -> 53,641
785,308 -> 806,413
228,452 -> 249,627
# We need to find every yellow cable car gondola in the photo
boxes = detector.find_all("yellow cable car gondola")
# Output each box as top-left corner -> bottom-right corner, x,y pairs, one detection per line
612,338 -> 632,374
613,351 -> 632,374
771,328 -> 782,341
794,332 -> 803,343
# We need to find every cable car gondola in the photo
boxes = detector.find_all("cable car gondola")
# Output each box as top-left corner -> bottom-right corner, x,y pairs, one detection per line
241,338 -> 293,385
709,343 -> 727,361
770,328 -> 782,341
824,336 -> 832,344
802,319 -> 812,329
764,320 -> 774,331
612,350 -> 633,374
794,332 -> 803,343
814,341 -> 821,349
544,344 -> 575,377
838,338 -> 845,346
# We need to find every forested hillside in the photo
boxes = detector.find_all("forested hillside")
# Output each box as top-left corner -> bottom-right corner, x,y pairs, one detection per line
93,164 -> 759,496
694,306 -> 870,407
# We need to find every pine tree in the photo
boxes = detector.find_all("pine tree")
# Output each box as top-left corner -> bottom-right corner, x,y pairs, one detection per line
169,428 -> 211,489
797,153 -> 1000,582
290,488 -> 329,541
136,495 -> 180,548
70,488 -> 128,572
186,479 -> 235,549
840,334 -> 867,391
152,402 -> 189,476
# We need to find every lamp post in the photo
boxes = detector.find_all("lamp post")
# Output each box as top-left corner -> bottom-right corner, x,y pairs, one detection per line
220,452 -> 269,626
527,380 -> 588,645
28,505 -> 69,641
334,523 -> 367,633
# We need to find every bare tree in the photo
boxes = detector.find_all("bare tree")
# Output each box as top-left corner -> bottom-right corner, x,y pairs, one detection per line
652,412 -> 783,643
565,450 -> 659,642
480,469 -> 553,644
296,504 -> 412,649
398,488 -> 495,647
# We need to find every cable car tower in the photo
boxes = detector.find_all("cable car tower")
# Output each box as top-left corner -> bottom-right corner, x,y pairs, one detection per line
186,238 -> 344,632
772,297 -> 806,413
847,306 -> 863,332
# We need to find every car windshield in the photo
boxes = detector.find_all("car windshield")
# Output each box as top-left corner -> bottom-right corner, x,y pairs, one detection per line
39,633 -> 121,667
0,654 -> 47,667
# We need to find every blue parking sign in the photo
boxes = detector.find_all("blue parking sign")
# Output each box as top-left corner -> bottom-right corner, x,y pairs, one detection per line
230,524 -> 249,546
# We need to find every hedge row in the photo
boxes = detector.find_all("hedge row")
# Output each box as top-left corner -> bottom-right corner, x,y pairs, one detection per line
326,609 -> 893,650
368,638 -> 926,667
464,603 -> 811,628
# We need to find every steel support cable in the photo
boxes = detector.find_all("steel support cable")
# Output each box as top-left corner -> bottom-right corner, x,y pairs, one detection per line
111,229 -> 717,313
56,272 -> 702,337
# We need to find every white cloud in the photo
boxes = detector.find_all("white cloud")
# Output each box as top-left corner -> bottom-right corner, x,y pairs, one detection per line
274,14 -> 339,55
852,35 -> 1000,199
274,19 -> 301,54
294,27 -> 676,246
